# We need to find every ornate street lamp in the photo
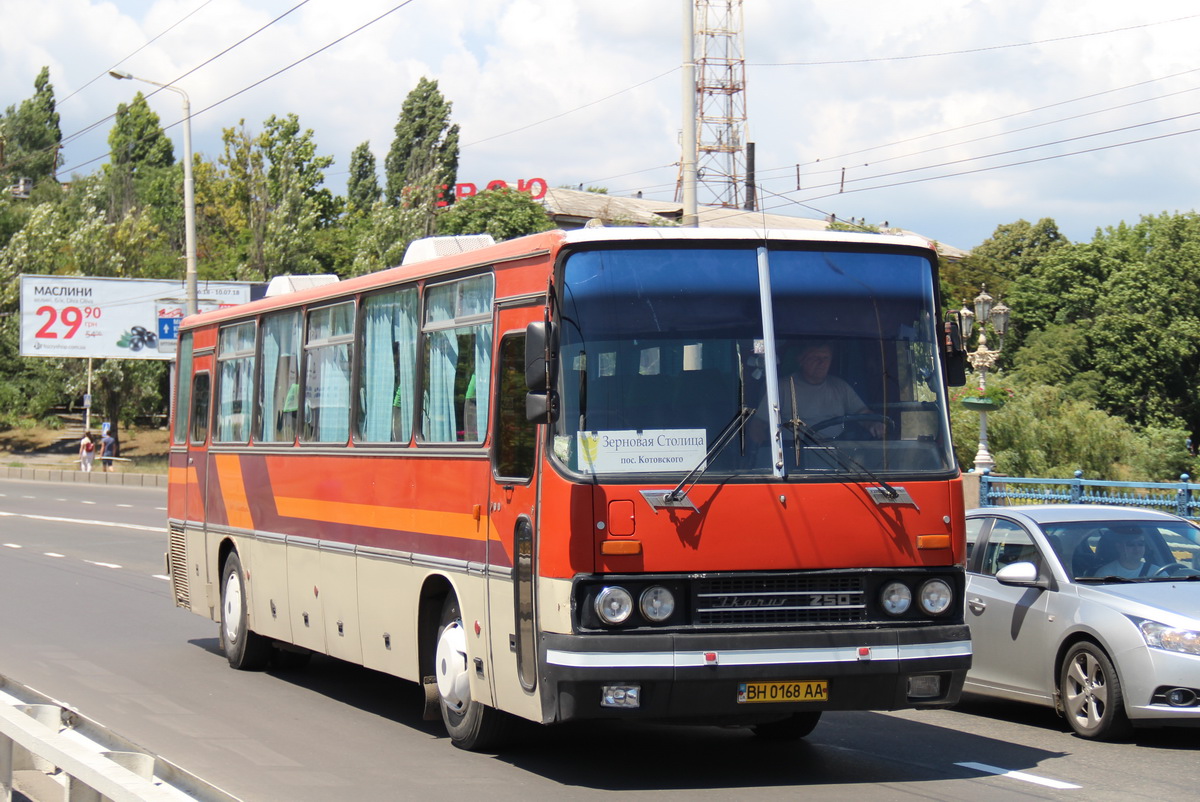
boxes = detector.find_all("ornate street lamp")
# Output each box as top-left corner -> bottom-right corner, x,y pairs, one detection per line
960,284 -> 1012,473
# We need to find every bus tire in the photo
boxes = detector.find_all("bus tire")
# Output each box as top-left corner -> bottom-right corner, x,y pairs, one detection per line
220,551 -> 271,671
751,711 -> 822,740
435,595 -> 511,750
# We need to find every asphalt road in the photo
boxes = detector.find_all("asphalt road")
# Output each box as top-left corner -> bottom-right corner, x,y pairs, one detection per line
1,476 -> 1196,801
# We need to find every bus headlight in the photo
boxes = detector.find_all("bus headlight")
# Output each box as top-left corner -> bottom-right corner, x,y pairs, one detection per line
881,582 -> 912,615
640,586 -> 675,623
918,579 -> 953,616
595,586 -> 634,625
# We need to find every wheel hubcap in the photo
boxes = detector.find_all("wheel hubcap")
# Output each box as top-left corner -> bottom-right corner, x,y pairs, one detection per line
435,619 -> 471,711
223,573 -> 242,644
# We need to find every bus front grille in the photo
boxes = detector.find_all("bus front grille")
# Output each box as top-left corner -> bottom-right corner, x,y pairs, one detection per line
693,574 -> 866,626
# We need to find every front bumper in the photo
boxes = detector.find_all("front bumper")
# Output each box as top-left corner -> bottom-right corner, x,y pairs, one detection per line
540,624 -> 971,723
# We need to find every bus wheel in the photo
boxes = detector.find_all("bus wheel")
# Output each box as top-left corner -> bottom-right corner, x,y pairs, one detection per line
751,711 -> 822,740
435,595 -> 511,750
220,551 -> 271,671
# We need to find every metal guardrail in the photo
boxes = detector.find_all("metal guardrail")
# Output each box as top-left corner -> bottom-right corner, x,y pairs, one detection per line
978,470 -> 1200,520
0,673 -> 240,802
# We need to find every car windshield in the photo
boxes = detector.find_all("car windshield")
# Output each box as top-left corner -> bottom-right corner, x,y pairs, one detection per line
1042,519 -> 1200,581
551,244 -> 956,480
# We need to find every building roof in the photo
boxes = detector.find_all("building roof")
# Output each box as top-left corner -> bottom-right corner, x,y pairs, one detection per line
538,186 -> 968,260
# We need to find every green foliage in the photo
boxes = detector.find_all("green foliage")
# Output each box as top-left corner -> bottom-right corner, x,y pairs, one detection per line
346,141 -> 380,214
1,66 -> 62,186
943,218 -> 1067,319
953,381 -> 1190,481
107,92 -> 175,172
436,187 -> 552,241
1006,211 -> 1200,436
384,77 -> 459,237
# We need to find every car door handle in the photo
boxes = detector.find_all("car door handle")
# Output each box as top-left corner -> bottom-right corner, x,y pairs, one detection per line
967,597 -> 987,613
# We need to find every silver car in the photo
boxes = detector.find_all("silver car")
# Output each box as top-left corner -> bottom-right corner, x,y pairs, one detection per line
964,504 -> 1200,739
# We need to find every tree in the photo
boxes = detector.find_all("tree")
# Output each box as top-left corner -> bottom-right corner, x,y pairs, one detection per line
436,187 -> 552,241
384,77 -> 459,236
107,92 -> 175,173
943,218 -> 1068,319
346,141 -> 380,214
0,67 -> 62,188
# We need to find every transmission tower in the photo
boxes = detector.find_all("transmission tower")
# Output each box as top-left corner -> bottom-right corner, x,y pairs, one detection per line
687,0 -> 748,209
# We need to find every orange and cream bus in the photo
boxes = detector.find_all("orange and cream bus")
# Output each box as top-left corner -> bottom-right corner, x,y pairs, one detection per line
167,227 -> 972,749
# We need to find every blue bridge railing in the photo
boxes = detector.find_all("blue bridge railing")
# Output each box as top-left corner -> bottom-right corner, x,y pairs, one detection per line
978,470 -> 1200,521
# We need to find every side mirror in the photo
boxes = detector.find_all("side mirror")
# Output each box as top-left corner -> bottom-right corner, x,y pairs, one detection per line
943,317 -> 967,387
525,391 -> 557,424
995,561 -> 1048,589
525,321 -> 555,392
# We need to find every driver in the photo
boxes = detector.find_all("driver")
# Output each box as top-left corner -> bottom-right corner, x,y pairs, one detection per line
1097,533 -> 1162,578
753,341 -> 884,440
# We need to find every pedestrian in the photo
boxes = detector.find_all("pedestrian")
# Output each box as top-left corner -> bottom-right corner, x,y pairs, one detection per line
100,428 -> 117,472
79,431 -> 96,472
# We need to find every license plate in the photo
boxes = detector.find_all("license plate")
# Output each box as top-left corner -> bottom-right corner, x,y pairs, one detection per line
737,680 -> 828,704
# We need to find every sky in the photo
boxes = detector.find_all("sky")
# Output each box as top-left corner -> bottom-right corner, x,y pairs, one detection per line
3,0 -> 1200,252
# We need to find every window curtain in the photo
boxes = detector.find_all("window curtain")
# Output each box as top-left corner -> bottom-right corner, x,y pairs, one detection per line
259,312 -> 299,442
424,287 -> 458,442
362,290 -> 417,442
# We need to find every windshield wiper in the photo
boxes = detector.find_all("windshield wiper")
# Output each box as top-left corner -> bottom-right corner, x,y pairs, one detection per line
783,396 -> 901,501
661,406 -> 756,507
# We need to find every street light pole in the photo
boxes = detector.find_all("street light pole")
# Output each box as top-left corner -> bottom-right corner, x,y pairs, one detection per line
109,70 -> 197,316
960,285 -> 1011,473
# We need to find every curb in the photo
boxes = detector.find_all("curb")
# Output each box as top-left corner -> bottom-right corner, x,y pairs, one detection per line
0,466 -> 167,488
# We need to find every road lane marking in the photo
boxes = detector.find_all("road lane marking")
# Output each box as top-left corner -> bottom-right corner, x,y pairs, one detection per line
956,762 -> 1081,790
4,544 -> 21,549
44,553 -> 64,558
117,504 -> 133,508
85,560 -> 122,569
152,575 -> 170,581
81,500 -> 96,504
0,510 -> 159,533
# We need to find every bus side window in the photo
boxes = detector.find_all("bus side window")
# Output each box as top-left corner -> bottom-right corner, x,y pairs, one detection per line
421,275 -> 493,443
190,372 -> 211,445
258,310 -> 301,444
172,332 -> 194,446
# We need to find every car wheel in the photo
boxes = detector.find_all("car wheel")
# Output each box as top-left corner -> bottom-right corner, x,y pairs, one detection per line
1059,641 -> 1132,740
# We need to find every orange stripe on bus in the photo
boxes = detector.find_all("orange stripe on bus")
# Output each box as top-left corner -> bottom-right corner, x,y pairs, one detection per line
214,454 -> 255,530
273,496 -> 487,541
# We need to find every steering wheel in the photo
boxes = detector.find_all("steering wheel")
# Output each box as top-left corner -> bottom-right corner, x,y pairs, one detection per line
1150,562 -> 1198,578
809,413 -> 894,439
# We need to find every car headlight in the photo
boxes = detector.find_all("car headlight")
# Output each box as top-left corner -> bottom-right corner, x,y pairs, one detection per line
640,586 -> 675,622
881,581 -> 912,615
595,586 -> 634,625
918,579 -> 953,616
1138,619 -> 1200,655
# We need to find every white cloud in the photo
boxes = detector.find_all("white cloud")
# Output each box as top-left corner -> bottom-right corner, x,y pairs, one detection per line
4,0 -> 1200,250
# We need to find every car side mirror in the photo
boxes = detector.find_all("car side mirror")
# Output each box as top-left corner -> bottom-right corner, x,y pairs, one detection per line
995,561 -> 1048,589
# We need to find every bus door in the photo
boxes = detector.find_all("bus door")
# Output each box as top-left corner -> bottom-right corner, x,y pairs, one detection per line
184,352 -> 214,615
487,303 -> 543,716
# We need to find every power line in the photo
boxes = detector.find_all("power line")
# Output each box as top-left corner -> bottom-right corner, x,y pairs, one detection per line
64,0 -> 419,175
750,13 -> 1200,67
462,66 -> 679,149
56,0 -> 215,108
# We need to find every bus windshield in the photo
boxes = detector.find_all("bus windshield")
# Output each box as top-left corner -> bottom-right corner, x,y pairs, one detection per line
553,244 -> 955,479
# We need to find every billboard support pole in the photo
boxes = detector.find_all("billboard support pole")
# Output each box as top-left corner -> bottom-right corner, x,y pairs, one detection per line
85,358 -> 93,433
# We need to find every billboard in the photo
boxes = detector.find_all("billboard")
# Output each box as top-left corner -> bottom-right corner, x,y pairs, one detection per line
20,276 -> 262,360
